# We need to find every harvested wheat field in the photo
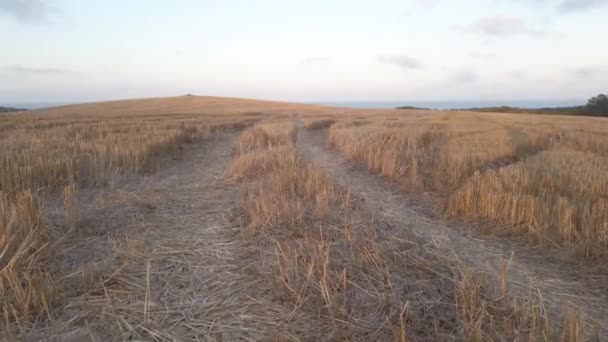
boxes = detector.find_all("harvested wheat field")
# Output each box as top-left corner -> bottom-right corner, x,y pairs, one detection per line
2,95 -> 608,341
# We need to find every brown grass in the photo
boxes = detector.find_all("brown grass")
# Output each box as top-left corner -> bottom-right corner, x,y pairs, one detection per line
326,111 -> 608,259
0,191 -> 54,331
448,147 -> 608,258
63,183 -> 78,228
231,121 -> 297,155
227,121 -> 333,228
303,118 -> 336,130
0,96 -> 265,337
1,96 -> 599,340
0,115 -> 253,193
228,119 -> 583,340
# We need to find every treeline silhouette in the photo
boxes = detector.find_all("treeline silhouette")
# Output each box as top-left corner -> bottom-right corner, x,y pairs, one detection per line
397,94 -> 608,117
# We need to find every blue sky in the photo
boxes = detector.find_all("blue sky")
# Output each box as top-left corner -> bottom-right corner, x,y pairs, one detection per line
1,0 -> 607,103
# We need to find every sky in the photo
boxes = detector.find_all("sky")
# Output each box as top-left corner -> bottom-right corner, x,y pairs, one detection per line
1,0 -> 607,104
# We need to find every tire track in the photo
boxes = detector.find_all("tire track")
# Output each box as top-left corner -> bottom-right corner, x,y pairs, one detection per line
297,124 -> 608,339
31,133 -> 288,341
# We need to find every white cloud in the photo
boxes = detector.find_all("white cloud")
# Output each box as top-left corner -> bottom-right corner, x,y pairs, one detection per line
469,51 -> 498,60
468,15 -> 545,37
449,68 -> 479,83
414,0 -> 441,8
509,70 -> 528,79
559,0 -> 608,12
378,55 -> 423,70
5,65 -> 75,75
573,66 -> 605,78
0,0 -> 50,22
301,57 -> 329,64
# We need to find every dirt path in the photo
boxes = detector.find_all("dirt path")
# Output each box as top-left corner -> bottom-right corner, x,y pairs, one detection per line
297,126 -> 608,338
33,134 -> 288,341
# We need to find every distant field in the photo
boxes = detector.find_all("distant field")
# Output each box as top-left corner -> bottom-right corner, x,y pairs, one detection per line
2,96 -> 607,340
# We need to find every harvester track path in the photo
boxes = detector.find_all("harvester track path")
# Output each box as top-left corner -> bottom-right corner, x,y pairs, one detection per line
297,122 -> 608,339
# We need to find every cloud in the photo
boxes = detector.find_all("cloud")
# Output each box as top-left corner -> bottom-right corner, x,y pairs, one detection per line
6,65 -> 75,75
414,0 -> 441,8
573,66 -> 604,78
0,0 -> 51,22
449,68 -> 479,83
396,0 -> 440,20
301,57 -> 329,64
469,51 -> 497,60
509,0 -> 550,5
559,0 -> 608,12
467,15 -> 545,37
509,70 -> 528,80
378,55 -> 423,70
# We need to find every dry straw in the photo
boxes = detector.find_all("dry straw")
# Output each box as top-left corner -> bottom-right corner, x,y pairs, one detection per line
327,112 -> 608,259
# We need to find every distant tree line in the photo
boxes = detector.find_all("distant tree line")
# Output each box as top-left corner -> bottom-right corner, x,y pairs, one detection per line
396,93 -> 608,117
585,94 -> 608,116
527,94 -> 608,117
0,106 -> 26,113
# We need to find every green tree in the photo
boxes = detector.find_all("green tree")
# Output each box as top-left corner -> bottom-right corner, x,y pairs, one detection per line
585,94 -> 608,116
